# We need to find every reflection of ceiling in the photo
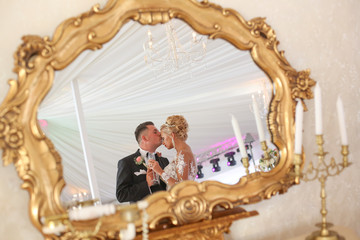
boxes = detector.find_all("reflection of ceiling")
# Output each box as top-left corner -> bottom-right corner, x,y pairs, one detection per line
38,19 -> 270,204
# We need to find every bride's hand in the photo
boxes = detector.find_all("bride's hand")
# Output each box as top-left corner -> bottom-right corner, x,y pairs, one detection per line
148,159 -> 162,174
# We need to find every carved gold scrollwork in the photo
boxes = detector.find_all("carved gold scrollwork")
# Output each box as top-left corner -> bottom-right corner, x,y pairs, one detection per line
13,147 -> 30,179
173,195 -> 209,224
0,117 -> 9,138
245,16 -> 315,111
0,107 -> 24,166
135,10 -> 171,25
44,137 -> 63,168
200,223 -> 231,239
287,68 -> 316,111
4,127 -> 23,149
247,17 -> 277,49
13,35 -> 53,73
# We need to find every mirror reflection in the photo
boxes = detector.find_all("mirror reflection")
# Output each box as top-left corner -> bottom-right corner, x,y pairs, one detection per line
38,19 -> 277,206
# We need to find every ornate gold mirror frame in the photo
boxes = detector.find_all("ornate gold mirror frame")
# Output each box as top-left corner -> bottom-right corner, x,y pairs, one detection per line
0,0 -> 315,238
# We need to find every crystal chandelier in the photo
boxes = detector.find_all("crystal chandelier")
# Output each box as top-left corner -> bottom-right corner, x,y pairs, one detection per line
143,20 -> 207,73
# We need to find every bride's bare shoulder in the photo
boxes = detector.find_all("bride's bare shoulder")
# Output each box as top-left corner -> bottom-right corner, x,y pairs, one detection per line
179,148 -> 194,161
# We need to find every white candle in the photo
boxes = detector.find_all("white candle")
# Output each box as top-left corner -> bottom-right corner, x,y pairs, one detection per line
119,223 -> 136,240
231,114 -> 247,158
252,95 -> 265,141
294,101 -> 304,154
314,83 -> 323,135
336,96 -> 348,145
68,204 -> 116,221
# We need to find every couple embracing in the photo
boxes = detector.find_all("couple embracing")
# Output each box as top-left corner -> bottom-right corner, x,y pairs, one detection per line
116,115 -> 197,203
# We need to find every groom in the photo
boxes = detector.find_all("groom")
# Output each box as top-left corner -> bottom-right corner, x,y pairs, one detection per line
116,121 -> 169,203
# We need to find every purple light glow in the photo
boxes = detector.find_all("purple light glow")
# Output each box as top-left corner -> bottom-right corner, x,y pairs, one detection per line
212,168 -> 215,172
227,162 -> 230,166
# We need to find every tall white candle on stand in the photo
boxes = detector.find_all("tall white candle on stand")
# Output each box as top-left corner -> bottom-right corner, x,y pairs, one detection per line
231,114 -> 247,158
294,101 -> 304,154
336,96 -> 348,145
252,95 -> 265,142
314,83 -> 323,135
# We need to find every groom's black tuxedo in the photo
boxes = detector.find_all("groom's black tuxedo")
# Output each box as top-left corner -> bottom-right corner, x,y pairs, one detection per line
116,149 -> 169,203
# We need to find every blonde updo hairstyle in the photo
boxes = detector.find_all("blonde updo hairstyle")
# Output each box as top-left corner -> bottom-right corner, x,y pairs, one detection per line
161,115 -> 189,141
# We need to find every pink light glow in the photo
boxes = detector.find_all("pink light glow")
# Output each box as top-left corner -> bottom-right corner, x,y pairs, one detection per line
208,137 -> 237,149
195,136 -> 248,162
39,119 -> 48,127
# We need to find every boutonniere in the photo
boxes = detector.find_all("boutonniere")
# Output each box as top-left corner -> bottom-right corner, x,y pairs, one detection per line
134,156 -> 146,167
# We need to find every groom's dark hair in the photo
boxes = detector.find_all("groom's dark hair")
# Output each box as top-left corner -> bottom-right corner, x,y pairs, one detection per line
134,121 -> 154,144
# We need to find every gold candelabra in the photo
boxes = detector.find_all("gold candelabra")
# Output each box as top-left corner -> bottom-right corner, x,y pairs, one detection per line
294,135 -> 350,240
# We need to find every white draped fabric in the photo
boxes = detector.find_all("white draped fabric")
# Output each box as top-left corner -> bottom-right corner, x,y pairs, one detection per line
38,19 -> 269,204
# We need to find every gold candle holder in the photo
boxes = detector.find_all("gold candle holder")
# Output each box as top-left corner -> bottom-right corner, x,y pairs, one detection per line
341,145 -> 349,167
260,141 -> 270,161
294,134 -> 351,240
241,156 -> 249,175
293,153 -> 302,184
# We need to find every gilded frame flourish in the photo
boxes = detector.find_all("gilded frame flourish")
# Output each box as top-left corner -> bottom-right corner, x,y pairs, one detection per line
0,0 -> 314,238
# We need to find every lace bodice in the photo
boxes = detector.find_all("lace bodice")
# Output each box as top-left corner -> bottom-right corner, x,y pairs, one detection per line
163,151 -> 197,186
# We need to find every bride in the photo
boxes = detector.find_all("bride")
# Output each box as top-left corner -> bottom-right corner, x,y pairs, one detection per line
147,115 -> 197,188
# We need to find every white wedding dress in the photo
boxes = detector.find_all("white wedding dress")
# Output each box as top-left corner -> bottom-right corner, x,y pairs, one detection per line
162,150 -> 197,189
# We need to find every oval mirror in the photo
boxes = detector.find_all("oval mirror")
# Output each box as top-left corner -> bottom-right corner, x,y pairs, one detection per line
38,19 -> 277,205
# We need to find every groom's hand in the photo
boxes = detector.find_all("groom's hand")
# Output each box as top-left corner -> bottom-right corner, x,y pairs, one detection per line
146,169 -> 155,187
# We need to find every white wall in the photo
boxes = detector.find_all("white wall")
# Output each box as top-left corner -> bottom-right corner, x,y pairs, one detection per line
1,0 -> 359,239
